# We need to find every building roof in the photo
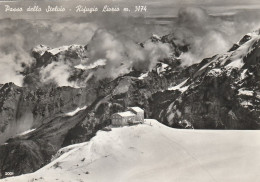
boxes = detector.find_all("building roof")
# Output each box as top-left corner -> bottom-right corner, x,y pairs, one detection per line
115,111 -> 136,117
128,107 -> 144,113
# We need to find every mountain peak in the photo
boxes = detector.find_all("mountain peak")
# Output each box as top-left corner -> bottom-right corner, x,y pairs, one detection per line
32,44 -> 51,56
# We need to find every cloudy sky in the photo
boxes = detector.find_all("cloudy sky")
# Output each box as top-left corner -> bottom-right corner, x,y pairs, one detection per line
0,0 -> 260,86
1,0 -> 260,19
141,0 -> 260,17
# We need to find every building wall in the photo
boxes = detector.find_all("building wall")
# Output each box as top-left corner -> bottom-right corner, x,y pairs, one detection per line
112,114 -> 136,126
127,108 -> 144,122
135,112 -> 144,122
125,116 -> 135,125
111,114 -> 123,126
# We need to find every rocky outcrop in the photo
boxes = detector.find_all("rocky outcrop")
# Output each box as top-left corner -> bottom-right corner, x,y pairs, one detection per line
156,30 -> 260,129
0,106 -> 87,178
0,83 -> 97,144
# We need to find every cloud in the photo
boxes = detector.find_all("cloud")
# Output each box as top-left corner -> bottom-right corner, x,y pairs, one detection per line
0,15 -> 171,86
86,28 -> 171,79
0,32 -> 34,86
171,7 -> 260,65
39,58 -> 76,88
171,7 -> 231,65
1,8 -> 260,86
0,18 -> 99,86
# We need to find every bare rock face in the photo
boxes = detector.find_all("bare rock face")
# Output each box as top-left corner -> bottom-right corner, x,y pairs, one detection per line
0,140 -> 55,177
0,81 -> 101,178
155,30 -> 260,129
0,83 -> 96,144
0,84 -> 99,178
0,44 -> 102,178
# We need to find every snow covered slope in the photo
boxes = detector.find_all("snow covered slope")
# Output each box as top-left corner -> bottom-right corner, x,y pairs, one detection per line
3,119 -> 260,182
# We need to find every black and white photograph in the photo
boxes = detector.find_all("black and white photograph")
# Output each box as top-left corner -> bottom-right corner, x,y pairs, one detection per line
0,0 -> 260,181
